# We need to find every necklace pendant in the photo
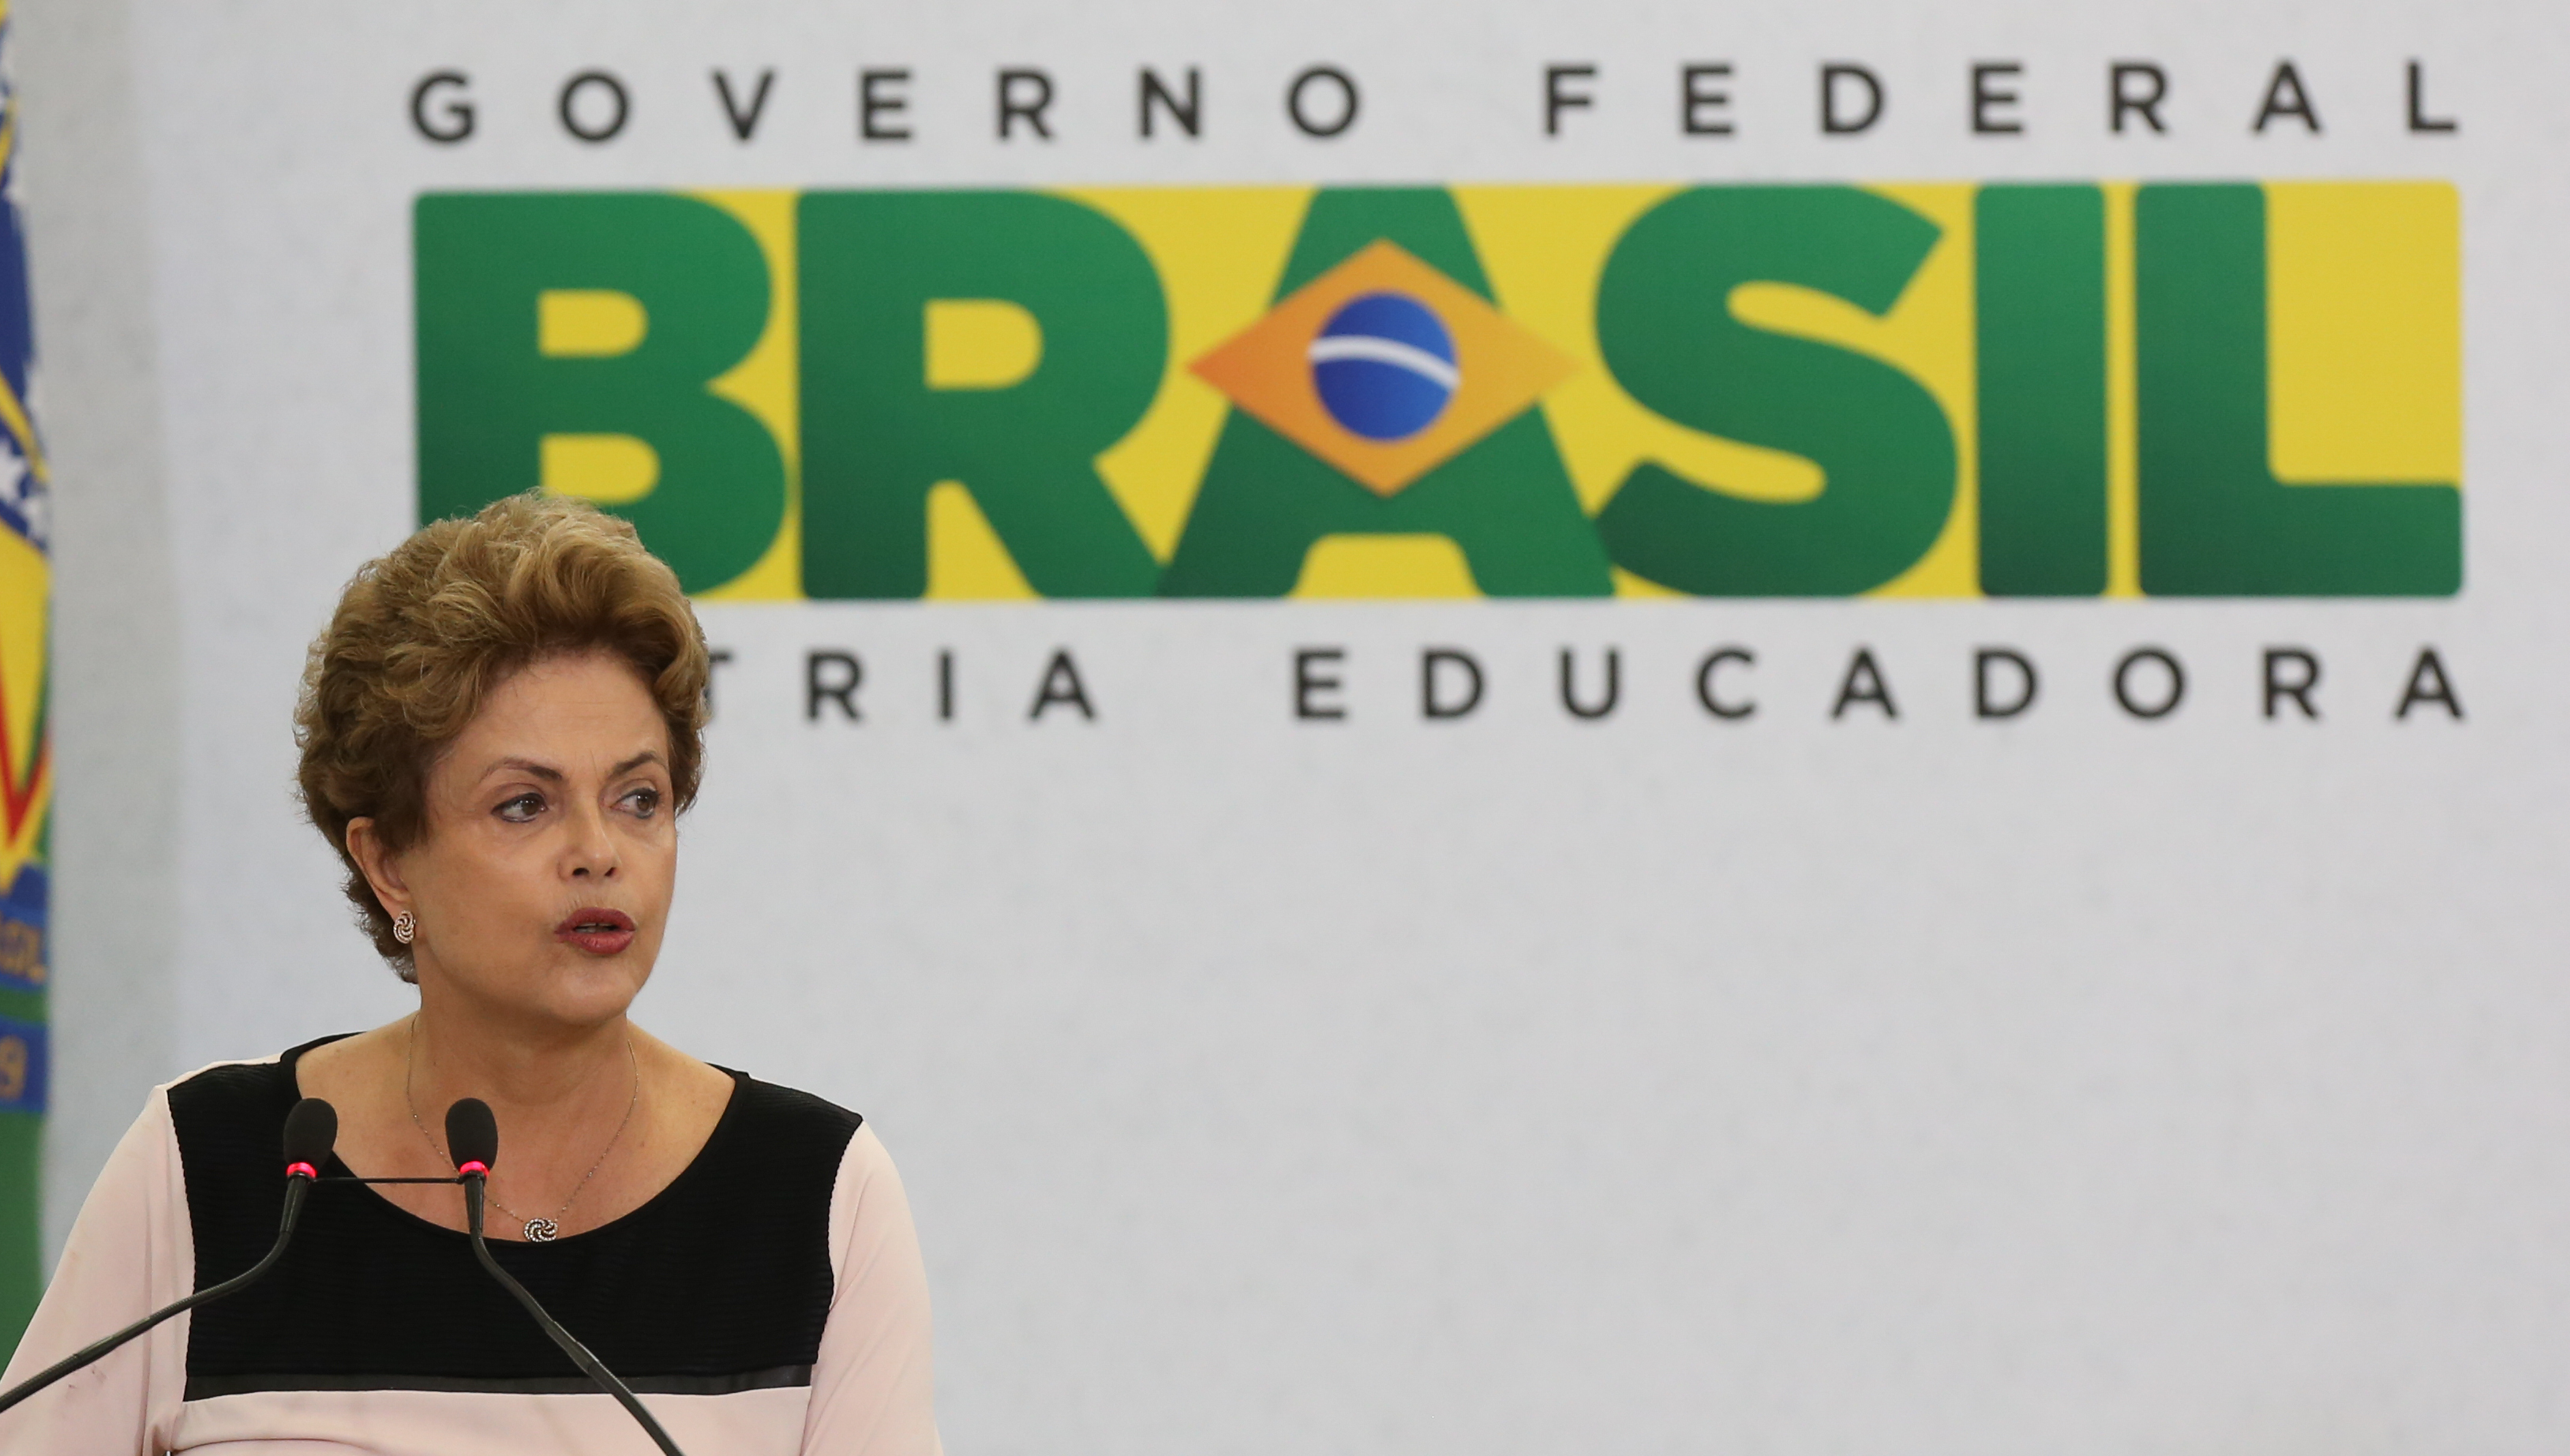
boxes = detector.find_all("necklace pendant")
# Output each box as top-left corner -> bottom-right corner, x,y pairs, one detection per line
523,1218 -> 560,1243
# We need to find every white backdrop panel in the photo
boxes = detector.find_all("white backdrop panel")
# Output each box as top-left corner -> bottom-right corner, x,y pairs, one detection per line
79,0 -> 2570,1450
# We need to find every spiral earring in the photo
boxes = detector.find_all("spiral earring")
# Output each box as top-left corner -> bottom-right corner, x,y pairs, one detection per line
392,911 -> 416,945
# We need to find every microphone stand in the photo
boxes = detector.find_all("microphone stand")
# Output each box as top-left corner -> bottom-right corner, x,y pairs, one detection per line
458,1166 -> 687,1456
0,1173 -> 317,1417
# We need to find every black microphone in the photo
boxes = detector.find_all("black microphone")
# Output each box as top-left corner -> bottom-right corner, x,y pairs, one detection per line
447,1095 -> 498,1181
0,1097 -> 339,1417
444,1098 -> 687,1456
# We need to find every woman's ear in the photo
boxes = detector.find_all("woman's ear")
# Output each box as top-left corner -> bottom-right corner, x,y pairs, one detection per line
343,817 -> 411,918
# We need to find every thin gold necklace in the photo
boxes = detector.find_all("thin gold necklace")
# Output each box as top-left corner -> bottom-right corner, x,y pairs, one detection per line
403,1014 -> 641,1243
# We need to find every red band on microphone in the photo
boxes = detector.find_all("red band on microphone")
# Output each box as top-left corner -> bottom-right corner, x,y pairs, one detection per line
458,1160 -> 489,1177
285,1162 -> 318,1180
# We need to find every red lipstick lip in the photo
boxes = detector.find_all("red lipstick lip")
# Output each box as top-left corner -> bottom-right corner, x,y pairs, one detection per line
555,907 -> 637,954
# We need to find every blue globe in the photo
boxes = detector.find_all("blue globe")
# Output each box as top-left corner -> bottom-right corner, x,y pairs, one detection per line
1309,292 -> 1459,442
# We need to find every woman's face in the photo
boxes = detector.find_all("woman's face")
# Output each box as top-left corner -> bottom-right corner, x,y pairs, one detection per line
362,648 -> 679,1030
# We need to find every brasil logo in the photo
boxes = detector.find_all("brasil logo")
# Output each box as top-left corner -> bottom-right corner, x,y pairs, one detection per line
415,182 -> 2462,601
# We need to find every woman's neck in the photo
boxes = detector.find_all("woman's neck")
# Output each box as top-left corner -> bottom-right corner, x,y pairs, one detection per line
404,994 -> 638,1163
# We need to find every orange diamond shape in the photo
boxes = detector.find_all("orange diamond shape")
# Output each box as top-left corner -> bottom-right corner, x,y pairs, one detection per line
1190,240 -> 1576,497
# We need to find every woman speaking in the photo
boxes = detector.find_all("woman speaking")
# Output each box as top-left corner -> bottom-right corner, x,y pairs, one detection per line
1,496 -> 942,1454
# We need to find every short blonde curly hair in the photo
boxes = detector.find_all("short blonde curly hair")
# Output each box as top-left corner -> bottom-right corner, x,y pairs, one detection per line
294,493 -> 710,977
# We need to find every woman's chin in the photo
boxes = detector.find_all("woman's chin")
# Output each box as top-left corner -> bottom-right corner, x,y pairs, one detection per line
421,941 -> 657,1027
557,968 -> 649,1016
508,956 -> 653,1027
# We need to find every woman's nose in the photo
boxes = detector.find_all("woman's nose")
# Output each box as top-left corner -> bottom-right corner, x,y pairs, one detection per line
562,803 -> 620,878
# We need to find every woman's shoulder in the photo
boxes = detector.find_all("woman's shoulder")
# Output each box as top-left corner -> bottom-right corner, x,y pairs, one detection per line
710,1071 -> 867,1180
160,1035 -> 347,1161
710,1080 -> 918,1298
146,1039 -> 351,1291
725,1071 -> 864,1127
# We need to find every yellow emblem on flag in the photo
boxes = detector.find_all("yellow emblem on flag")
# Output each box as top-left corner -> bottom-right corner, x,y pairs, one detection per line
1189,240 -> 1575,497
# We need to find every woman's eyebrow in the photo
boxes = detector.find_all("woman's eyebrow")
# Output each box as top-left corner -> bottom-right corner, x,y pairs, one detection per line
479,751 -> 663,782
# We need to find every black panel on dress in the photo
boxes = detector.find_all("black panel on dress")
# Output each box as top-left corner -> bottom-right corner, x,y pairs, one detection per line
166,1036 -> 862,1398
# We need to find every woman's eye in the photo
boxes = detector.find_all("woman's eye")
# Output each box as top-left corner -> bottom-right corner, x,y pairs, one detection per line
494,793 -> 545,823
623,787 -> 661,818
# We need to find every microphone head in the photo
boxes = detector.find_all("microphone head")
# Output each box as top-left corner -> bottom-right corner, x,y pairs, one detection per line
444,1098 -> 499,1173
281,1097 -> 338,1173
